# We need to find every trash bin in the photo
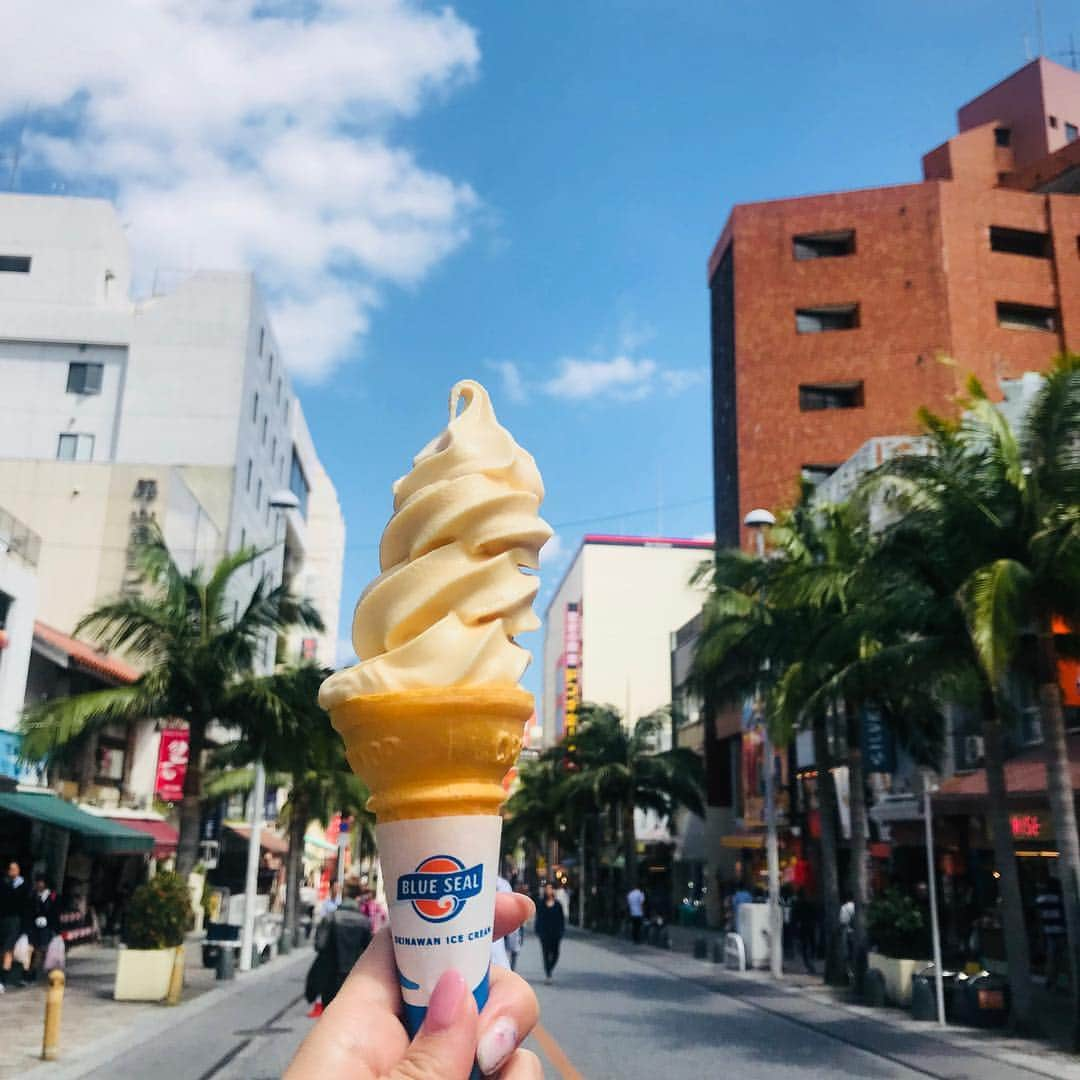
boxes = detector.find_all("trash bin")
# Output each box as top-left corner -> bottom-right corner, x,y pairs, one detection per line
911,964 -> 960,1022
958,971 -> 1009,1028
864,968 -> 887,1008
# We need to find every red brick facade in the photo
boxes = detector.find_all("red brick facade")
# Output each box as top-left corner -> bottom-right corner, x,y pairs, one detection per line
708,59 -> 1080,548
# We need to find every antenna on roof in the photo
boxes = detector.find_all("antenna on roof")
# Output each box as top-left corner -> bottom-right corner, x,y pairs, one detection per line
1052,32 -> 1080,70
1034,0 -> 1046,56
5,104 -> 29,191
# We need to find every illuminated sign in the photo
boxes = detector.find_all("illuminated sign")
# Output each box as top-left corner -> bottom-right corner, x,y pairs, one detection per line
563,603 -> 581,737
1010,814 -> 1041,840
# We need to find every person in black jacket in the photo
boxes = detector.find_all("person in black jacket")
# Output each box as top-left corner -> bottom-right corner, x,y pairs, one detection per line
28,875 -> 60,979
534,881 -> 565,983
1,861 -> 30,988
311,880 -> 372,1007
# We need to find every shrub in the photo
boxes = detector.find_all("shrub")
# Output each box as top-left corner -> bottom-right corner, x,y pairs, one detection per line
126,871 -> 192,949
866,888 -> 930,959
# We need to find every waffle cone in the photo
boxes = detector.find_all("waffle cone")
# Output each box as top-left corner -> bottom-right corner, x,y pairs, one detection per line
327,685 -> 532,822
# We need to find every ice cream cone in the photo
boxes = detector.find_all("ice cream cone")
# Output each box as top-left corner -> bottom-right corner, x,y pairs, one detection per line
328,685 -> 532,821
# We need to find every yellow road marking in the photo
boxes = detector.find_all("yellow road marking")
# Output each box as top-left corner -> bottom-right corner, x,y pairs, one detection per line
532,1021 -> 584,1080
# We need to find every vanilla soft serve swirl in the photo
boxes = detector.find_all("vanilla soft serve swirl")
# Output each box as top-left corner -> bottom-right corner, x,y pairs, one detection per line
319,380 -> 551,706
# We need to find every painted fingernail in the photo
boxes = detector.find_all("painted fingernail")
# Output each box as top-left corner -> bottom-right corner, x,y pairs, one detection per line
477,1015 -> 518,1075
426,970 -> 467,1032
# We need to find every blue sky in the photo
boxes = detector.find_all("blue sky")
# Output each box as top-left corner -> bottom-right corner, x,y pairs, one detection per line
4,1 -> 1078,698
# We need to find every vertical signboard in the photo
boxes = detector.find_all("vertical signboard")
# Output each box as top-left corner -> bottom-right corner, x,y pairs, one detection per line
563,602 -> 582,738
155,727 -> 189,802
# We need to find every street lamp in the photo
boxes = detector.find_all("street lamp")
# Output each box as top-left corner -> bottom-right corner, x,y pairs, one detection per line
239,489 -> 300,971
744,508 -> 782,980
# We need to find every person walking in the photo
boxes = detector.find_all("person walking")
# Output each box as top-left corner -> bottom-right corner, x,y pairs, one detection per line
1035,876 -> 1067,991
1,861 -> 30,990
535,881 -> 565,984
626,884 -> 646,944
312,880 -> 372,1007
27,875 -> 59,981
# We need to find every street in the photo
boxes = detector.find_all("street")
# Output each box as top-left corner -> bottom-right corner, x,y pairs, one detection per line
47,932 -> 1077,1080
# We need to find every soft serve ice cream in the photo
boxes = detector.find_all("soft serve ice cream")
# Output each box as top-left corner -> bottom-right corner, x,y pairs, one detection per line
319,378 -> 551,705
319,379 -> 549,1039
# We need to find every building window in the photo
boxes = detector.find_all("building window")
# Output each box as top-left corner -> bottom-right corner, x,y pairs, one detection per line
1067,123 -> 1079,144
792,229 -> 856,260
268,353 -> 274,380
252,391 -> 259,423
989,226 -> 1051,258
996,301 -> 1057,332
241,527 -> 247,549
57,433 -> 94,461
994,126 -> 1011,147
258,327 -> 265,356
245,458 -> 253,492
271,436 -> 277,462
66,362 -> 104,395
1050,115 -> 1059,129
0,255 -> 31,273
289,448 -> 310,519
795,304 -> 859,333
276,377 -> 282,403
256,478 -> 263,508
799,381 -> 864,410
261,414 -> 268,444
801,463 -> 839,485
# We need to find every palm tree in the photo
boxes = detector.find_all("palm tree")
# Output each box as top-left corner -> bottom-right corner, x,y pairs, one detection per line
209,664 -> 372,945
556,704 -> 706,896
20,530 -> 322,877
503,756 -> 567,892
866,360 -> 1080,1036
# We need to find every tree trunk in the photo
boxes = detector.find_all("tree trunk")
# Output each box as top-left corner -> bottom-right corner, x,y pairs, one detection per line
846,706 -> 869,998
812,713 -> 844,985
1035,622 -> 1080,1050
285,787 -> 308,947
983,707 -> 1036,1033
622,798 -> 637,899
175,717 -> 206,879
77,728 -> 99,796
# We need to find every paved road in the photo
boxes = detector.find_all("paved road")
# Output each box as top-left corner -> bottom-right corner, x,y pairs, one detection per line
72,932 -> 1074,1079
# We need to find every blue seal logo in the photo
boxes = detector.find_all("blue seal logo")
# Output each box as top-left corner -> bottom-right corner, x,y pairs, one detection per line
397,854 -> 484,923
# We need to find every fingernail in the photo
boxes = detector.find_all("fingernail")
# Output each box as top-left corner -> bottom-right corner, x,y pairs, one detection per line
426,970 -> 467,1032
477,1015 -> 518,1075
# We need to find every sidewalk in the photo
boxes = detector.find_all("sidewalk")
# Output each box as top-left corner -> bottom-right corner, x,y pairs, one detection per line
585,926 -> 1080,1079
0,936 -> 311,1079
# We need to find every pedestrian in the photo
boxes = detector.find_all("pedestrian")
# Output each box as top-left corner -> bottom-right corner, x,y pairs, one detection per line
1035,876 -> 1067,991
320,881 -> 342,920
28,874 -> 60,981
492,877 -> 514,970
731,881 -> 753,930
1,861 -> 30,991
839,893 -> 855,976
792,888 -> 817,974
535,881 -> 565,983
311,879 -> 372,1007
626,883 -> 646,943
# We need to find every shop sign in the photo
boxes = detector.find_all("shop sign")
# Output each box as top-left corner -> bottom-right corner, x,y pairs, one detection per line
563,602 -> 582,737
1009,812 -> 1052,842
154,727 -> 189,801
861,706 -> 896,774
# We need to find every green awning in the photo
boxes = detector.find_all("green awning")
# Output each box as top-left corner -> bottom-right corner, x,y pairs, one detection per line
0,791 -> 154,854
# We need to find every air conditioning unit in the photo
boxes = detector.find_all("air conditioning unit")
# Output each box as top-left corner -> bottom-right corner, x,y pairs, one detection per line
964,735 -> 985,764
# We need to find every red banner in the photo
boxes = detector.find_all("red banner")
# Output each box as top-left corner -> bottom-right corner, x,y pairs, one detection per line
155,727 -> 189,802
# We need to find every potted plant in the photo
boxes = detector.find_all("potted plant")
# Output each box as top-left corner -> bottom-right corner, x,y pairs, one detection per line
866,889 -> 931,1006
114,871 -> 192,1001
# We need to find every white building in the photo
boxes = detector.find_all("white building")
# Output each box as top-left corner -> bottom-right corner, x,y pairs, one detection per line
542,534 -> 712,746
0,194 -> 345,799
0,193 -> 343,666
0,506 -> 39,776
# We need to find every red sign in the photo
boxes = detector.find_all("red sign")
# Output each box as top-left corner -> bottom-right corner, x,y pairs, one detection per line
1010,814 -> 1041,840
155,728 -> 189,802
563,603 -> 582,737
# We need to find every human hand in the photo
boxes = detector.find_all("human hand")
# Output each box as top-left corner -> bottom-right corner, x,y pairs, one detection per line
286,892 -> 540,1079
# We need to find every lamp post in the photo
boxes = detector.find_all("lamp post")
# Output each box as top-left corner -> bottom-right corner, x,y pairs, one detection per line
922,771 -> 946,1026
239,490 -> 300,972
744,508 -> 782,980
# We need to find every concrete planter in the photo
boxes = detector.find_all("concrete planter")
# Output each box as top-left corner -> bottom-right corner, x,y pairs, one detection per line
868,951 -> 921,1007
114,945 -> 180,1001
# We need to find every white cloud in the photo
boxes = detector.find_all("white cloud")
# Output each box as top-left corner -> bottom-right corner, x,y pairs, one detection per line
4,1 -> 481,382
487,360 -> 527,404
539,532 -> 567,569
542,355 -> 703,403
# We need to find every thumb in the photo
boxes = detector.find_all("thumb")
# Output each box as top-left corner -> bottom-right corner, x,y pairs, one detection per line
389,970 -> 478,1080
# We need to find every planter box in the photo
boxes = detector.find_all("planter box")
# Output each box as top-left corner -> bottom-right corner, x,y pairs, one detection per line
114,946 -> 180,1001
868,952 -> 922,1007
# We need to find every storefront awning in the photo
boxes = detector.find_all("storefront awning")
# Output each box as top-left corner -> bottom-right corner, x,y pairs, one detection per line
0,791 -> 153,854
103,816 -> 178,858
226,824 -> 289,856
33,621 -> 139,685
935,733 -> 1080,806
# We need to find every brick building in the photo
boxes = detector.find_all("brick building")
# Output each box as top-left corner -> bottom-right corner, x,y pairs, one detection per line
708,58 -> 1080,548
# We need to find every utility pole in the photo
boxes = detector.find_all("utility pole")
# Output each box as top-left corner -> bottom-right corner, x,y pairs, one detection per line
238,762 -> 265,971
